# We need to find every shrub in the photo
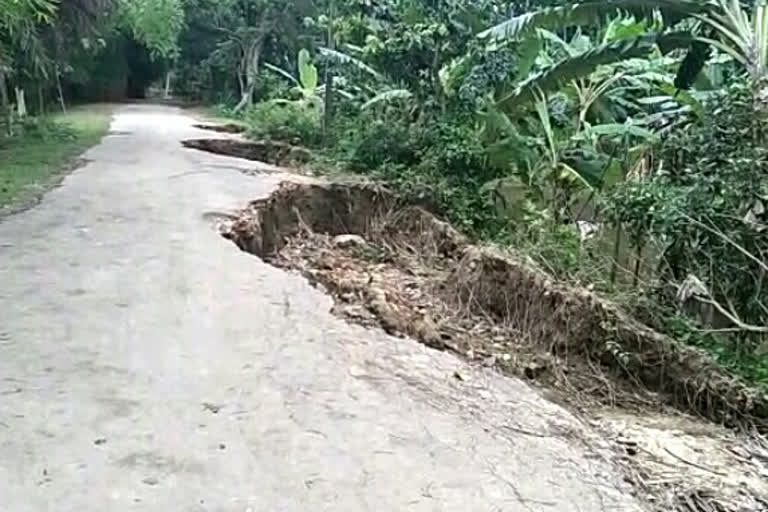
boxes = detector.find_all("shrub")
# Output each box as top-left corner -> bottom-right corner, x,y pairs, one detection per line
334,112 -> 507,234
245,102 -> 321,147
335,111 -> 421,170
605,85 -> 768,351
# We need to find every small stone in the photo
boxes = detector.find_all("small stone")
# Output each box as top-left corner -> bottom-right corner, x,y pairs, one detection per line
332,234 -> 367,250
202,402 -> 222,414
94,438 -> 107,446
501,354 -> 512,362
142,477 -> 159,486
524,362 -> 546,380
218,443 -> 226,450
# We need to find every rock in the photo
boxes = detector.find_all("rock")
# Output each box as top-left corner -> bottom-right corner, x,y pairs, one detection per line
524,361 -> 547,380
202,402 -> 222,414
332,234 -> 367,250
142,477 -> 159,486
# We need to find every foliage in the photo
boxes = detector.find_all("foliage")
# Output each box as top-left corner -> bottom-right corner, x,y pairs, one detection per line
1,0 -> 186,111
605,85 -> 768,339
120,0 -> 184,59
264,48 -> 328,109
663,316 -> 768,391
244,101 -> 321,146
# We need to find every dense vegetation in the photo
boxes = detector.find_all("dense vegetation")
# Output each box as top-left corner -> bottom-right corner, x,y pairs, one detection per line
3,0 -> 767,387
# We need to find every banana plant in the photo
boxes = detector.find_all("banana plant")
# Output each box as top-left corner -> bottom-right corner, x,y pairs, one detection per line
690,0 -> 768,117
264,49 -> 354,110
479,0 -> 768,119
483,79 -> 660,223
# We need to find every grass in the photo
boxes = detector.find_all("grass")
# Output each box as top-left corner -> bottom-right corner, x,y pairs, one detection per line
0,105 -> 113,212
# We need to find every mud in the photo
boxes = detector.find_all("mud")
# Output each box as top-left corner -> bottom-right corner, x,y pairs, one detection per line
220,180 -> 768,511
182,138 -> 311,167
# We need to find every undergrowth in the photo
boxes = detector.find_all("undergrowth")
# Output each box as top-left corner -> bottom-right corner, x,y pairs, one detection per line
664,316 -> 768,392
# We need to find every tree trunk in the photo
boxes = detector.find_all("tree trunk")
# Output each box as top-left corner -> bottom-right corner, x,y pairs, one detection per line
15,87 -> 26,118
164,71 -> 172,99
632,243 -> 643,287
38,85 -> 45,115
432,45 -> 444,113
0,71 -> 8,108
55,66 -> 66,113
610,223 -> 623,285
232,40 -> 263,115
232,75 -> 256,114
322,0 -> 336,142
754,75 -> 768,140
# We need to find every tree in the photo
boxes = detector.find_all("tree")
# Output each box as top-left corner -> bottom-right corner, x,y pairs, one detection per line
0,0 -> 57,108
174,0 -> 315,113
121,0 -> 184,60
480,0 -> 768,118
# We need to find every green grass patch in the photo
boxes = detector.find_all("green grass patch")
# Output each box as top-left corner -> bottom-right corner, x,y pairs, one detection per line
0,106 -> 113,211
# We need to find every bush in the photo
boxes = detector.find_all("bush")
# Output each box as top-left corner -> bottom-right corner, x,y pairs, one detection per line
245,102 -> 321,147
338,114 -> 421,170
604,85 -> 768,355
330,111 -> 507,235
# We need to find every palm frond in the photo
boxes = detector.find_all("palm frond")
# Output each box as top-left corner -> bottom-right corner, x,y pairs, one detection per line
478,0 -> 711,42
263,62 -> 300,85
318,47 -> 382,79
586,122 -> 659,141
361,89 -> 413,110
499,32 -> 693,109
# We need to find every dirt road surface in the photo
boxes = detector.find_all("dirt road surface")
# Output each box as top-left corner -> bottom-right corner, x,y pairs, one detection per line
0,105 -> 643,511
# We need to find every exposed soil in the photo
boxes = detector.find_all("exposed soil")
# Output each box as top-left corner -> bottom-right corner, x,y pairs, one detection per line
192,123 -> 246,134
220,180 -> 768,512
182,138 -> 311,167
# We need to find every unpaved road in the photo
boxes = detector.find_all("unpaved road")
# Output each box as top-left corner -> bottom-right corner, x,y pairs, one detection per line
0,105 -> 643,511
